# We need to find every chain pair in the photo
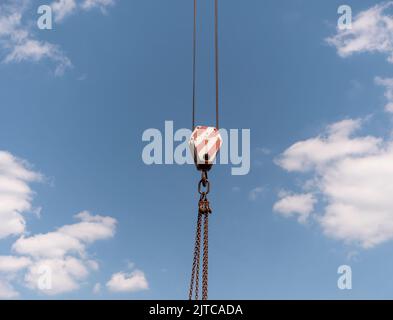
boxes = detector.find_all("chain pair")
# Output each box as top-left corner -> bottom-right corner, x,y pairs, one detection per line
189,171 -> 212,300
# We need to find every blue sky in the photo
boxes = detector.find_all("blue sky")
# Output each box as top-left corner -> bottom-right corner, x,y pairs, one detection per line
2,0 -> 393,299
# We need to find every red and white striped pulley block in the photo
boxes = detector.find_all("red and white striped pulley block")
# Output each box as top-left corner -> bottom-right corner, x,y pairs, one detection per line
189,126 -> 223,172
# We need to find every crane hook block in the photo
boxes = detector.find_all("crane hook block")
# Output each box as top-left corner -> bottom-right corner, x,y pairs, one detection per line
189,126 -> 223,172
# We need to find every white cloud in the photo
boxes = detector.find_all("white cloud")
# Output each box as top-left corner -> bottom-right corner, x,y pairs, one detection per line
273,192 -> 316,223
51,0 -> 77,22
0,151 -> 41,239
24,257 -> 90,295
326,2 -> 393,63
275,119 -> 381,172
51,0 -> 115,22
276,118 -> 393,248
10,210 -> 116,295
0,0 -> 115,74
0,256 -> 31,273
0,152 -> 118,296
59,211 -> 117,243
106,270 -> 149,293
0,256 -> 29,298
13,232 -> 85,258
0,151 -> 145,297
317,147 -> 393,248
8,210 -> 117,295
321,2 -> 393,248
5,40 -> 72,76
13,211 -> 116,258
375,76 -> 393,113
0,1 -> 72,75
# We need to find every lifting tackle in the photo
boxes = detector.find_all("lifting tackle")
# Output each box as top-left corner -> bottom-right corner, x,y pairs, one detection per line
188,0 -> 222,301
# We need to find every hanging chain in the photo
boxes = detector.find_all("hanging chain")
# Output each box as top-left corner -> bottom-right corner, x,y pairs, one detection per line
202,210 -> 209,300
188,212 -> 202,300
189,171 -> 212,300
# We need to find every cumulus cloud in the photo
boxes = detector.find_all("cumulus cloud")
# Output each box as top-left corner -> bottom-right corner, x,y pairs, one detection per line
7,211 -> 117,295
0,256 -> 31,273
326,2 -> 393,63
0,0 -> 115,74
275,118 -> 393,248
51,0 -> 77,22
0,256 -> 32,298
12,211 -> 116,258
275,119 -> 381,172
273,192 -> 316,223
9,210 -> 116,295
59,211 -> 117,243
0,1 -> 72,75
0,151 -> 146,298
319,3 -> 393,247
24,257 -> 91,295
106,270 -> 149,293
13,232 -> 84,258
0,151 -> 119,296
0,151 -> 42,239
